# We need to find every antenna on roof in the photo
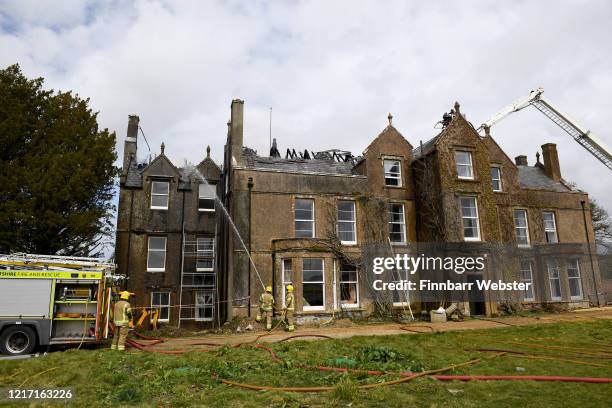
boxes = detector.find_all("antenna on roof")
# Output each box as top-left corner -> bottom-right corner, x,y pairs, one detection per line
269,107 -> 272,153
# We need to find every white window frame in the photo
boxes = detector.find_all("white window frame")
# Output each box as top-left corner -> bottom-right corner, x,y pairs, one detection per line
383,159 -> 402,187
339,262 -> 359,308
281,258 -> 293,308
543,211 -> 558,243
295,198 -> 315,238
567,259 -> 583,300
196,237 -> 215,271
198,183 -> 216,212
150,181 -> 170,210
302,258 -> 325,311
388,203 -> 407,245
547,259 -> 562,301
195,290 -> 214,322
147,236 -> 167,272
491,166 -> 502,192
520,260 -> 535,301
455,151 -> 474,180
337,200 -> 357,245
460,196 -> 481,241
151,291 -> 171,323
513,209 -> 530,247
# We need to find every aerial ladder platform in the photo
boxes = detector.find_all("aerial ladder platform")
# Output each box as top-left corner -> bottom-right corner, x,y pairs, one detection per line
477,87 -> 612,171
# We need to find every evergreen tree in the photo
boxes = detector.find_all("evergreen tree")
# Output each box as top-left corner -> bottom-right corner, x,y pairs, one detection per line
0,64 -> 117,256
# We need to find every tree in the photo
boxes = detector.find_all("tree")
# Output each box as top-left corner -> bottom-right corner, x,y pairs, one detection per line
0,64 -> 117,256
591,199 -> 612,245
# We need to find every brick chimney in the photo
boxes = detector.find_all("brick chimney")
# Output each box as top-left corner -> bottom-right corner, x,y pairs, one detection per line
229,99 -> 244,166
541,143 -> 561,181
123,115 -> 139,172
514,155 -> 528,166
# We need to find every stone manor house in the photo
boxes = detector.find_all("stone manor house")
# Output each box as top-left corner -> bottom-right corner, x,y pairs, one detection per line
115,100 -> 604,327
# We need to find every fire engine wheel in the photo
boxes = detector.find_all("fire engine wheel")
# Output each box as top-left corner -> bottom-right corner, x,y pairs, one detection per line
0,326 -> 37,356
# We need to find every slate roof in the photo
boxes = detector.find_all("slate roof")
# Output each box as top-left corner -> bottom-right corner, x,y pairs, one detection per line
241,147 -> 357,175
123,156 -> 143,187
412,133 -> 442,159
517,165 -> 571,192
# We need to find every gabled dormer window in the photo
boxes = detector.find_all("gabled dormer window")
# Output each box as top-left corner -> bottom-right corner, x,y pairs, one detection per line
455,151 -> 474,180
383,159 -> 402,187
151,181 -> 169,210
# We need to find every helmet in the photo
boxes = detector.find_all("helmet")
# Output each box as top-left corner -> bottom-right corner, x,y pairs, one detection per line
266,286 -> 273,293
120,291 -> 134,300
286,284 -> 294,293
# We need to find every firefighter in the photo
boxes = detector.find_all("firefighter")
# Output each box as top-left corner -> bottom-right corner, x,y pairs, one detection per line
284,284 -> 295,332
256,286 -> 274,330
111,291 -> 133,351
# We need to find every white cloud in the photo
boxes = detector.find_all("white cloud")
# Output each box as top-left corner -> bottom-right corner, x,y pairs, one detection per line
1,0 -> 611,212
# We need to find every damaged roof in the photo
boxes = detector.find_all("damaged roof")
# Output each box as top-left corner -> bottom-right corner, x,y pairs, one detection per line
517,165 -> 571,192
241,147 -> 357,175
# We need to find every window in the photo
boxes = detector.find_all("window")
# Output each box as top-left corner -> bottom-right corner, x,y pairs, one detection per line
281,259 -> 292,307
547,259 -> 562,300
151,292 -> 170,322
543,212 -> 558,243
567,260 -> 583,300
520,260 -> 535,301
195,291 -> 214,321
337,200 -> 356,244
383,159 -> 402,187
460,197 -> 481,241
513,209 -> 530,247
147,236 -> 167,272
455,151 -> 474,179
151,181 -> 169,209
491,167 -> 502,192
340,262 -> 359,308
196,237 -> 214,271
388,203 -> 406,244
302,258 -> 324,310
198,183 -> 216,212
295,199 -> 315,238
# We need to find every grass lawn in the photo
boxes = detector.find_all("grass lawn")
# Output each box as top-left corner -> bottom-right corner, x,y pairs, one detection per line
1,320 -> 611,407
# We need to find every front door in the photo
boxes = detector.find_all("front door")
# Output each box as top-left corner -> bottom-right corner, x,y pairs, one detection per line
467,274 -> 485,315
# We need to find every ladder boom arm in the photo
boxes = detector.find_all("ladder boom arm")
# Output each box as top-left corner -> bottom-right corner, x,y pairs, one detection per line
479,88 -> 612,171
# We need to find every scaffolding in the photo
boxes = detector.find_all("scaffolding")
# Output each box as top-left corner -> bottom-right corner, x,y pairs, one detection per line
177,228 -> 219,328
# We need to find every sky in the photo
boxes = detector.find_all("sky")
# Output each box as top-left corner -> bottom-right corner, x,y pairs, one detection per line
1,0 -> 611,235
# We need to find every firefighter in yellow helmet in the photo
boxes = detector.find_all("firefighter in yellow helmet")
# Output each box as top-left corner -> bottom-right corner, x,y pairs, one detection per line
256,286 -> 274,330
284,284 -> 295,332
111,291 -> 133,351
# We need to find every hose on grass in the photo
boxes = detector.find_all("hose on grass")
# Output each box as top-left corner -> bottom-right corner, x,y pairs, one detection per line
18,366 -> 59,387
468,348 -> 607,368
399,325 -> 436,333
220,355 -> 495,392
122,329 -> 612,392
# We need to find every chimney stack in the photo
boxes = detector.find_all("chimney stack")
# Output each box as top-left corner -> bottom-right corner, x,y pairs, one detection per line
514,155 -> 528,166
230,99 -> 244,166
123,115 -> 139,172
541,143 -> 561,181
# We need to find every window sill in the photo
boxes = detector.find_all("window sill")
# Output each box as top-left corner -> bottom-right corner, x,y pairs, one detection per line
198,209 -> 215,212
150,207 -> 168,210
302,308 -> 325,312
340,241 -> 357,246
463,238 -> 481,242
147,270 -> 166,273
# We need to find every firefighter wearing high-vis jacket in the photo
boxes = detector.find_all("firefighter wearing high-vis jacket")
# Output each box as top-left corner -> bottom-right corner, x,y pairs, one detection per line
111,291 -> 133,351
284,285 -> 295,332
256,286 -> 274,330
